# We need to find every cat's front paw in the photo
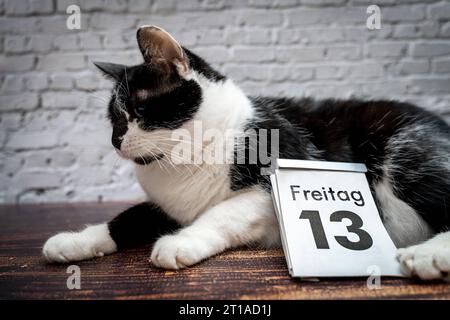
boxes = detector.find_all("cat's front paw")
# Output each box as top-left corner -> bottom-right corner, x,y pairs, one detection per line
397,242 -> 450,280
43,232 -> 98,263
150,233 -> 211,270
43,224 -> 117,263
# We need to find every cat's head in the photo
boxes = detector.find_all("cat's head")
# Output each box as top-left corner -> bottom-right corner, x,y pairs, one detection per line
94,25 -> 225,165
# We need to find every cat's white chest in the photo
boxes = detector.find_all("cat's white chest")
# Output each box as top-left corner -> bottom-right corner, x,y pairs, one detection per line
135,162 -> 234,225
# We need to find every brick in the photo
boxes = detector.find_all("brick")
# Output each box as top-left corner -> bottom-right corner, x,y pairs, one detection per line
6,131 -> 59,149
366,43 -> 406,58
78,34 -> 102,50
195,29 -> 225,46
0,55 -> 34,72
42,91 -> 87,109
29,0 -> 54,14
304,83 -> 359,99
442,22 -> 450,37
57,0 -> 103,12
397,60 -> 429,75
361,81 -> 409,95
1,74 -> 24,93
151,0 -> 177,13
22,110 -> 77,130
52,151 -> 77,167
103,33 -> 129,49
70,167 -> 113,185
53,34 -> 79,51
325,45 -> 361,60
347,63 -> 384,78
392,25 -> 417,38
301,0 -> 346,5
383,5 -> 425,22
234,46 -> 275,62
432,58 -> 450,74
195,47 -> 230,63
316,65 -> 346,79
0,17 -> 40,34
177,0 -> 207,11
4,36 -> 30,53
0,93 -> 38,111
224,28 -> 247,45
104,0 -> 128,12
4,0 -> 54,15
24,72 -> 48,91
428,1 -> 450,20
89,13 -> 136,30
173,30 -> 199,46
412,42 -> 450,57
188,12 -> 236,27
37,53 -> 85,71
276,46 -> 324,62
127,0 -> 152,13
287,7 -> 363,26
4,0 -> 30,16
28,35 -> 53,53
0,153 -> 23,178
14,171 -> 63,189
48,73 -> 74,90
410,78 -> 450,94
278,28 -> 344,44
238,10 -> 283,26
0,112 -> 22,130
245,29 -> 273,45
39,16 -> 76,34
75,71 -> 104,90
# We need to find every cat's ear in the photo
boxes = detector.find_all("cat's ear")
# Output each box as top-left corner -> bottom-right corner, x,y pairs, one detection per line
93,61 -> 126,81
136,25 -> 189,76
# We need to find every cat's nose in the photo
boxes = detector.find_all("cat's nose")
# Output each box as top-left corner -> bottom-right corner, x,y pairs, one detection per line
111,135 -> 122,150
111,124 -> 127,150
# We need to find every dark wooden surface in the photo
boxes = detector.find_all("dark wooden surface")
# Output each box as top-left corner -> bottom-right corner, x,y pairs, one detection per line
0,203 -> 449,300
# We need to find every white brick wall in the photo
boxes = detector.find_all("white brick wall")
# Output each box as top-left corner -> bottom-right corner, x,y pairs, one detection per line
1,0 -> 450,204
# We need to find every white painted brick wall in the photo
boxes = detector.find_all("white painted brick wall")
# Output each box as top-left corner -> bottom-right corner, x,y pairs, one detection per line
1,0 -> 450,204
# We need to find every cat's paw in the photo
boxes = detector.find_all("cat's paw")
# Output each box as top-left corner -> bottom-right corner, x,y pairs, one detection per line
150,233 -> 211,270
43,224 -> 117,263
397,241 -> 450,280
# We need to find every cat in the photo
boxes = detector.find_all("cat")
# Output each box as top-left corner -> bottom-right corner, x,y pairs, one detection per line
43,26 -> 450,280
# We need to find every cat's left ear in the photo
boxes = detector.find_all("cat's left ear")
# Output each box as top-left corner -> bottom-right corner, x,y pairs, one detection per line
136,25 -> 189,76
93,61 -> 127,81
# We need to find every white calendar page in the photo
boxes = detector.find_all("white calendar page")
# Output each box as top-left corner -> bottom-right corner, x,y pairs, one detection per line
271,160 -> 403,278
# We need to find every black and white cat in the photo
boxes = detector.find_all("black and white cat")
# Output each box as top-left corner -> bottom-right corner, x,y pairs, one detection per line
43,26 -> 450,280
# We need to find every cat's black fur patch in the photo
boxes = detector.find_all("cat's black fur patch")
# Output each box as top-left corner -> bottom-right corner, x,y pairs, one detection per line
230,97 -> 450,232
108,202 -> 180,250
106,64 -> 203,132
183,47 -> 226,82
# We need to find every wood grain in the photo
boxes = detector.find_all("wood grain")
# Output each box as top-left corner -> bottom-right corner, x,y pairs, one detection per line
0,203 -> 449,300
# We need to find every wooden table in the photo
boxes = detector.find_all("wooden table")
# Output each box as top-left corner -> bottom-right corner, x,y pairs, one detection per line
0,203 -> 449,300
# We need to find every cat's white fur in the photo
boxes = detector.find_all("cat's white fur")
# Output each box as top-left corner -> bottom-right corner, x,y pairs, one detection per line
397,233 -> 450,280
43,68 -> 450,280
374,176 -> 433,248
43,224 -> 116,262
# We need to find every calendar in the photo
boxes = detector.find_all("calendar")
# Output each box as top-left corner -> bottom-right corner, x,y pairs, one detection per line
270,159 -> 403,278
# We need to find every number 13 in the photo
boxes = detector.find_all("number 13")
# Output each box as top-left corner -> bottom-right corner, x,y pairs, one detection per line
299,210 -> 373,250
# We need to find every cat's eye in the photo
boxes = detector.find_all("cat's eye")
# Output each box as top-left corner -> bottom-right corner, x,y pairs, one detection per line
135,106 -> 146,116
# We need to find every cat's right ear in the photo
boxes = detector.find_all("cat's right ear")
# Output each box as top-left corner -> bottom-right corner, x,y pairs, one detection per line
93,61 -> 126,81
136,25 -> 189,76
